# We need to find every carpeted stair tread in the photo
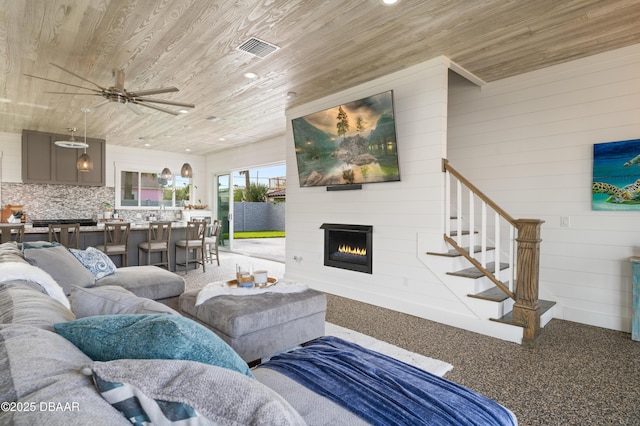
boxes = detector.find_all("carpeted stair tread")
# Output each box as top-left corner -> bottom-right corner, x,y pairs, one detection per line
427,246 -> 495,257
446,262 -> 509,278
490,300 -> 557,326
468,285 -> 511,302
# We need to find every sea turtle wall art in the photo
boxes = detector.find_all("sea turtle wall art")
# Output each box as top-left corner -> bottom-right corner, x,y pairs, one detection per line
592,139 -> 640,210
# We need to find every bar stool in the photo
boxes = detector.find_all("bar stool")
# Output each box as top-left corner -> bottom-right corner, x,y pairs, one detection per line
0,224 -> 25,244
96,222 -> 130,267
175,220 -> 207,273
138,221 -> 172,270
203,220 -> 221,266
48,223 -> 80,249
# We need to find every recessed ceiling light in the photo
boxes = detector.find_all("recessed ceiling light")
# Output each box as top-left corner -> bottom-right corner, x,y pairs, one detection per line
219,137 -> 225,141
380,0 -> 399,4
243,72 -> 258,79
144,143 -> 151,147
185,148 -> 191,152
287,91 -> 297,99
178,109 -> 189,114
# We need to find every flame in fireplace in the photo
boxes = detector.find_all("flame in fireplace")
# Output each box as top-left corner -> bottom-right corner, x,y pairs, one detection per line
338,244 -> 366,256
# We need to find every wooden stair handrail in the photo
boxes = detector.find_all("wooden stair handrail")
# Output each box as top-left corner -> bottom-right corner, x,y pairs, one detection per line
442,159 -> 517,227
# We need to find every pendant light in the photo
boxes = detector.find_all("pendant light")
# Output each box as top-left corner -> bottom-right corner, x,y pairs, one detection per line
161,167 -> 172,180
180,162 -> 193,178
76,108 -> 93,172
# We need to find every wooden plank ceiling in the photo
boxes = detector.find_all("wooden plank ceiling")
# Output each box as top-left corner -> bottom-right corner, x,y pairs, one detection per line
1,0 -> 640,155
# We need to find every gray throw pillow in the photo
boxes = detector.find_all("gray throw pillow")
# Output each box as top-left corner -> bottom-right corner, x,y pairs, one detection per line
88,359 -> 306,425
69,285 -> 179,318
24,245 -> 95,294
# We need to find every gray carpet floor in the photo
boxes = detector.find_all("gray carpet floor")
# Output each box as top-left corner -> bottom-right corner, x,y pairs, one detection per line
183,252 -> 640,425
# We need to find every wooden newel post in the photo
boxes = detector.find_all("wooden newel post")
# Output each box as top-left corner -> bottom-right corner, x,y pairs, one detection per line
512,218 -> 544,347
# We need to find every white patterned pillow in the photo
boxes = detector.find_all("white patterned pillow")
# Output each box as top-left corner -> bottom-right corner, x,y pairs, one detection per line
69,247 -> 117,279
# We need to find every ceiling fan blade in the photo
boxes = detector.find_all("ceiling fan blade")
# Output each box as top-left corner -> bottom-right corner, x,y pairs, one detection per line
132,97 -> 195,108
49,63 -> 105,90
24,73 -> 101,92
44,91 -> 101,95
92,100 -> 110,109
132,100 -> 180,116
126,103 -> 143,115
128,87 -> 179,97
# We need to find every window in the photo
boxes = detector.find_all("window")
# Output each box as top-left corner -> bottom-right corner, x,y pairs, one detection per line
117,169 -> 191,209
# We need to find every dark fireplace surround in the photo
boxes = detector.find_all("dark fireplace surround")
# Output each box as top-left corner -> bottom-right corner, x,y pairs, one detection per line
320,223 -> 373,274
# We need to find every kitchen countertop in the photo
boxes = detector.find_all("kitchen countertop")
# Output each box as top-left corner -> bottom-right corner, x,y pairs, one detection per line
22,221 -> 189,233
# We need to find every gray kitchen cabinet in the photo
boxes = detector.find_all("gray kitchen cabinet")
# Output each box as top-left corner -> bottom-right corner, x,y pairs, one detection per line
22,130 -> 106,186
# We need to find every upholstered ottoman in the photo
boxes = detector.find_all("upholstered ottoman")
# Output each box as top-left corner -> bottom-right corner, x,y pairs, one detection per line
179,288 -> 326,362
95,266 -> 185,300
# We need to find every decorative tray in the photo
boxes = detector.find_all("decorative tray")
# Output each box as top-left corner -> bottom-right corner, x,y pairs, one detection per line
225,277 -> 278,288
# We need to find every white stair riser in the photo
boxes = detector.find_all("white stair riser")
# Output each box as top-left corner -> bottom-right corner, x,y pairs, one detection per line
466,297 -> 514,319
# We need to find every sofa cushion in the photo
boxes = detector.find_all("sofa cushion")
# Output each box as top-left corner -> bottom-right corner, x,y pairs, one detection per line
69,285 -> 179,318
54,314 -> 253,378
24,245 -> 95,294
95,265 -> 185,300
0,324 -> 130,425
0,282 -> 75,331
69,247 -> 117,279
89,359 -> 305,426
180,289 -> 327,338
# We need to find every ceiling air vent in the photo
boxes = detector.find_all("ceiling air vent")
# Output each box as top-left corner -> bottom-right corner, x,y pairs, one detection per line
236,37 -> 280,58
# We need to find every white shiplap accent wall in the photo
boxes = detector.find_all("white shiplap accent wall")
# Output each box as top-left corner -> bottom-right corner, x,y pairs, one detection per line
284,57 -> 468,321
447,44 -> 640,333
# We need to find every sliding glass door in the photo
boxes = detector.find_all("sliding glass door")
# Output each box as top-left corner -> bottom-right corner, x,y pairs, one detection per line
216,174 -> 231,248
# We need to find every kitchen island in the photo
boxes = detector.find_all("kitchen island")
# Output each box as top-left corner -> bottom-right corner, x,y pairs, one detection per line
23,222 -> 193,271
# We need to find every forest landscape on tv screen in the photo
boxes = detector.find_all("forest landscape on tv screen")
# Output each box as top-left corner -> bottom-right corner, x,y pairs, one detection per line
292,90 -> 400,187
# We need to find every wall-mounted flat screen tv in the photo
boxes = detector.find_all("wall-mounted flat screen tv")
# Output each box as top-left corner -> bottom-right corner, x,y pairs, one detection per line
292,90 -> 400,188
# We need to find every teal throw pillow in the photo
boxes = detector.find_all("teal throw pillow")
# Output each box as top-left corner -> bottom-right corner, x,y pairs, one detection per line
54,314 -> 253,378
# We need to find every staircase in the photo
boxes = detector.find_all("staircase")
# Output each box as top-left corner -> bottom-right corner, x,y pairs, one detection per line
420,160 -> 555,346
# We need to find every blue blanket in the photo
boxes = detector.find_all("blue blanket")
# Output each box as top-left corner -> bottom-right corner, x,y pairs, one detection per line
257,336 -> 516,426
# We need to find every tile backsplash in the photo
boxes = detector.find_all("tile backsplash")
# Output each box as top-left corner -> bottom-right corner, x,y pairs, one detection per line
1,183 -> 178,222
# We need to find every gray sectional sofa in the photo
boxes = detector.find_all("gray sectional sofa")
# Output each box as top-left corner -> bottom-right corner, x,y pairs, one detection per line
0,241 -> 518,425
0,241 -> 364,425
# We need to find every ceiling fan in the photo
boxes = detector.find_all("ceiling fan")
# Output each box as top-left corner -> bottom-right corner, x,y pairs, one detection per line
25,63 -> 195,116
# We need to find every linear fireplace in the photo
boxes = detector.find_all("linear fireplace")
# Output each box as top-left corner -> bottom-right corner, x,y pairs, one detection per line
320,223 -> 373,274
